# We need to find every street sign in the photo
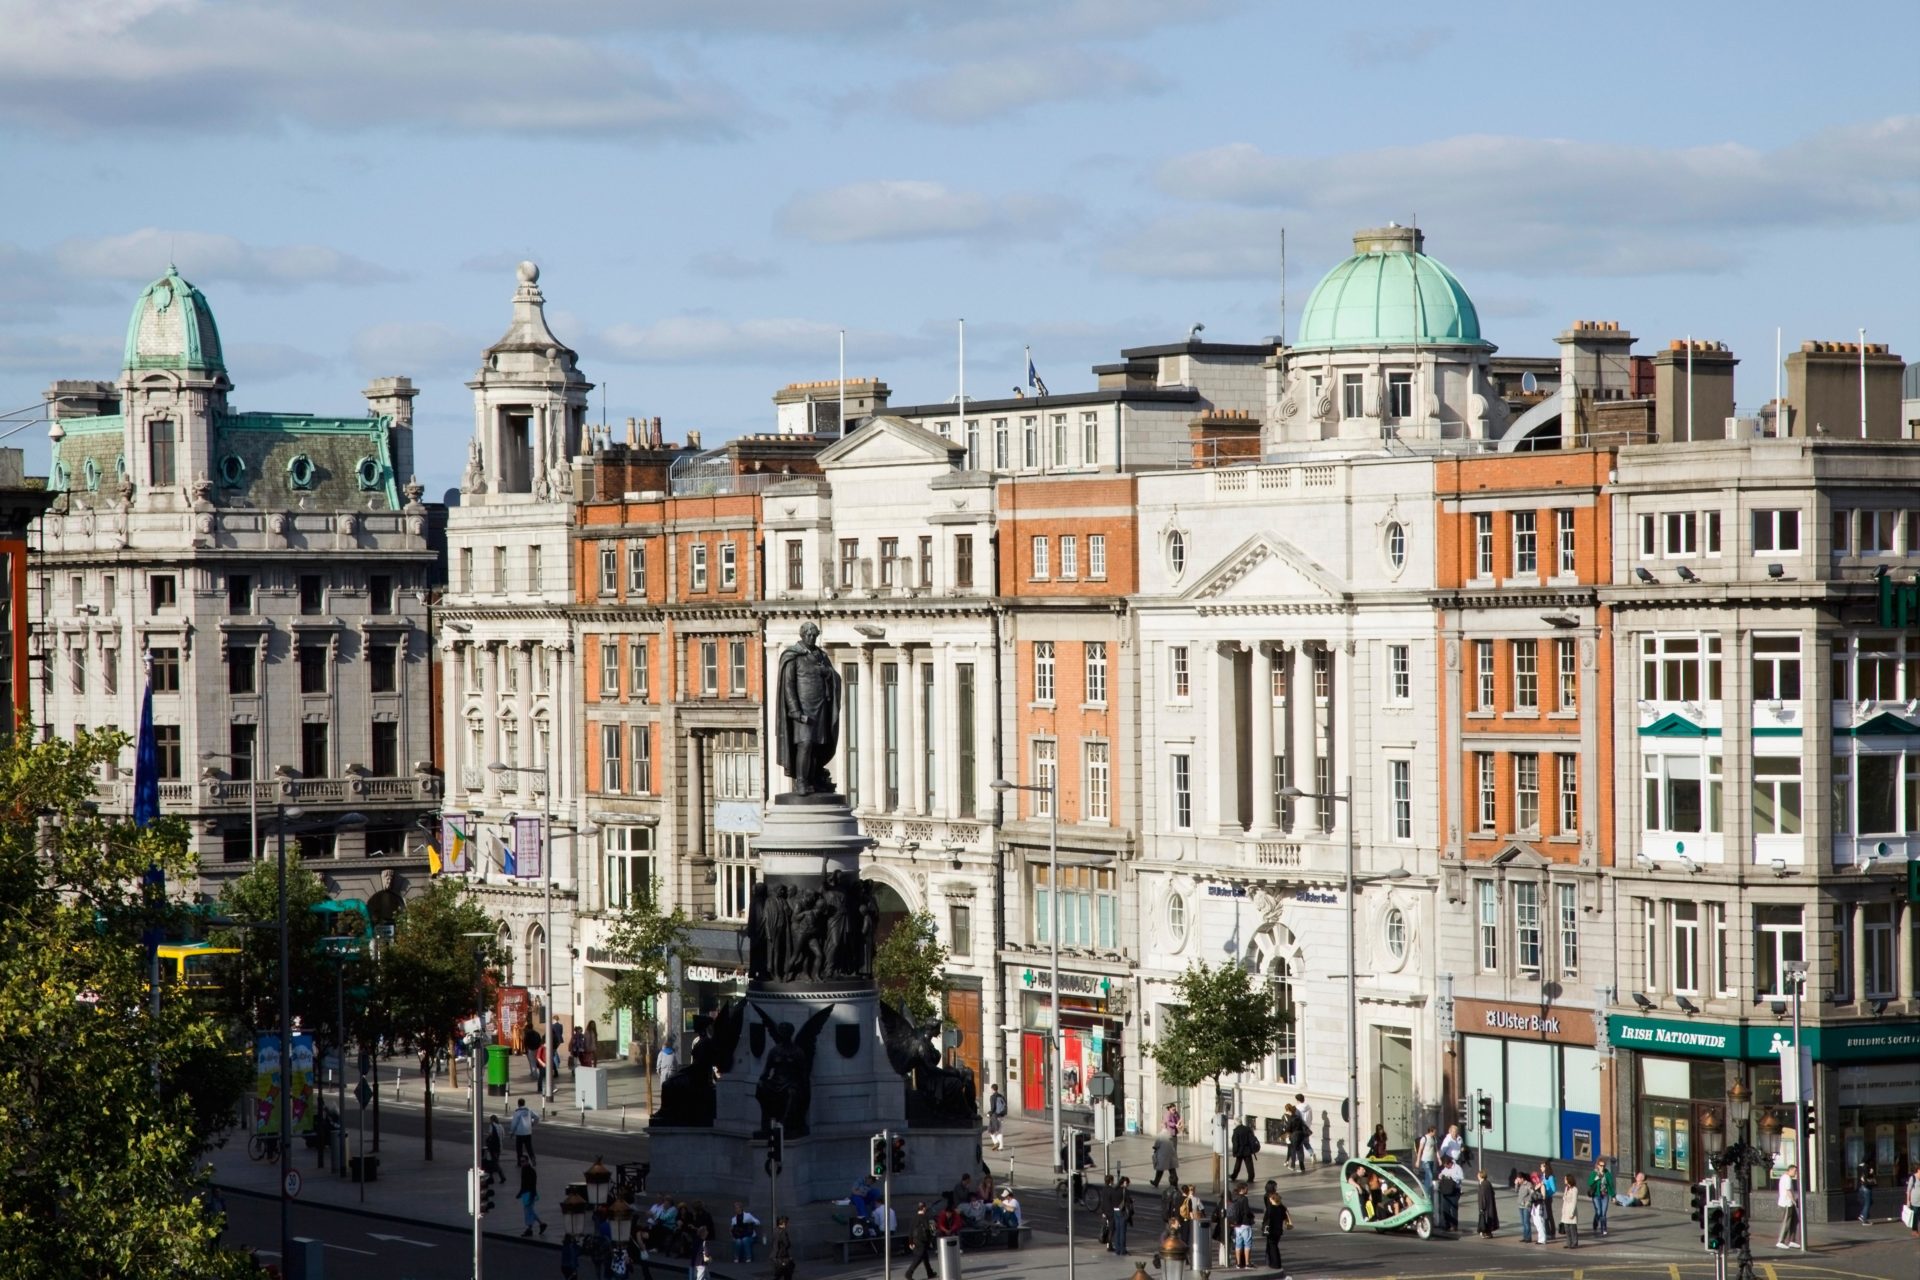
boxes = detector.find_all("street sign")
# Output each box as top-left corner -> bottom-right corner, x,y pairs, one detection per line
942,1027 -> 964,1049
1088,1072 -> 1116,1100
284,1169 -> 302,1198
355,1076 -> 373,1110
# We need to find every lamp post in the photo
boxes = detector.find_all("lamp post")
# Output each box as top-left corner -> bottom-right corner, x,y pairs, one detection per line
1279,775 -> 1359,1160
1783,960 -> 1809,1251
989,773 -> 1068,1280
490,760 -> 555,1102
1724,1080 -> 1757,1280
463,929 -> 494,1280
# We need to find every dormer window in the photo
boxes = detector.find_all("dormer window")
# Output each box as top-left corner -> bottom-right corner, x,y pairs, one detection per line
287,454 -> 317,490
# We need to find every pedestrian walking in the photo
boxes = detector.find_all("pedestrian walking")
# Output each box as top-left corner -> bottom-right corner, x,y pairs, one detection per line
1586,1158 -> 1614,1236
1903,1164 -> 1920,1236
688,1227 -> 711,1280
1856,1161 -> 1876,1223
485,1113 -> 506,1183
1151,1135 -> 1179,1188
771,1216 -> 795,1280
520,1158 -> 549,1237
1225,1185 -> 1254,1269
1415,1126 -> 1439,1200
728,1202 -> 760,1263
1777,1164 -> 1800,1248
1110,1176 -> 1134,1256
986,1084 -> 1007,1150
1474,1168 -> 1500,1238
510,1097 -> 539,1165
1559,1180 -> 1581,1249
1260,1181 -> 1292,1276
550,1017 -> 565,1081
1165,1103 -> 1183,1142
1436,1156 -> 1464,1232
655,1041 -> 676,1080
1230,1118 -> 1260,1184
902,1205 -> 935,1280
1293,1095 -> 1315,1166
523,1019 -> 545,1090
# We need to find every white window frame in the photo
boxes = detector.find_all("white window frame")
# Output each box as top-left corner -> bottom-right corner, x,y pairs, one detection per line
600,638 -> 620,699
1514,752 -> 1540,833
1388,644 -> 1411,704
1031,536 -> 1050,580
690,543 -> 709,592
1031,738 -> 1056,816
1555,637 -> 1578,711
1512,640 -> 1539,711
628,545 -> 647,594
1514,881 -> 1541,974
1169,645 -> 1190,701
1389,758 -> 1412,840
631,722 -> 652,795
1670,900 -> 1702,996
1475,640 -> 1495,711
1752,754 -> 1803,835
599,723 -> 623,793
1557,882 -> 1579,976
1059,535 -> 1078,580
599,545 -> 618,596
1084,641 -> 1107,706
1476,752 -> 1497,831
720,541 -> 737,589
1474,513 -> 1494,578
1034,641 -> 1055,704
1556,508 -> 1577,576
1557,752 -> 1579,835
1088,534 -> 1107,580
603,825 -> 657,912
1477,880 -> 1498,972
700,639 -> 718,695
1085,740 -> 1110,822
1170,752 -> 1193,830
1752,509 -> 1801,555
1512,511 -> 1537,576
631,638 -> 650,703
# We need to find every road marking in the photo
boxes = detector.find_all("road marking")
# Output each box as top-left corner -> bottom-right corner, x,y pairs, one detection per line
368,1233 -> 436,1248
1669,1266 -> 1683,1280
324,1244 -> 377,1255
1762,1265 -> 1778,1280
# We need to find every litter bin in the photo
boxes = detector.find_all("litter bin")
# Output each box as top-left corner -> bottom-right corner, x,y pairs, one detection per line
576,1065 -> 607,1111
349,1154 -> 379,1183
936,1234 -> 963,1280
486,1044 -> 511,1097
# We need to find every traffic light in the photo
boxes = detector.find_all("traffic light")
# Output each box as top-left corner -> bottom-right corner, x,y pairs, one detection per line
1803,1099 -> 1817,1141
1689,1182 -> 1707,1224
479,1173 -> 496,1218
890,1135 -> 907,1174
767,1125 -> 784,1167
1728,1206 -> 1749,1251
1706,1204 -> 1726,1251
871,1133 -> 887,1178
1476,1096 -> 1492,1130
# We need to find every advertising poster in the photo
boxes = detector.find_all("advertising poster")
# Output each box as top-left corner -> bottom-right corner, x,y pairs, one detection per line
1674,1115 -> 1691,1169
1652,1114 -> 1672,1169
497,985 -> 531,1048
253,1032 -> 316,1135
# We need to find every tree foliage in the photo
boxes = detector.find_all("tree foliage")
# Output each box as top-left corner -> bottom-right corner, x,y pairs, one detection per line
213,849 -> 338,1035
601,882 -> 693,1041
0,726 -> 253,1278
1148,961 -> 1292,1093
875,910 -> 949,1022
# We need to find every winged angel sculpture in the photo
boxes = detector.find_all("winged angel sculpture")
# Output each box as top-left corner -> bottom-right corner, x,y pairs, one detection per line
876,1001 -> 978,1127
751,1003 -> 835,1137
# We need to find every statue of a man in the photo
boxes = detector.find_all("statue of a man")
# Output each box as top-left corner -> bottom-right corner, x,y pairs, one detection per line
775,622 -> 841,795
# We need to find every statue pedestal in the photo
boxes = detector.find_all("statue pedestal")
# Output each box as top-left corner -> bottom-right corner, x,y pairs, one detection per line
652,797 -> 982,1203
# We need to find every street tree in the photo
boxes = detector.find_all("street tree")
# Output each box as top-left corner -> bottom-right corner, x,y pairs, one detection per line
600,882 -> 693,1110
213,850 -> 340,1034
1149,959 -> 1292,1107
376,877 -> 501,1160
875,909 -> 949,1022
0,726 -> 253,1277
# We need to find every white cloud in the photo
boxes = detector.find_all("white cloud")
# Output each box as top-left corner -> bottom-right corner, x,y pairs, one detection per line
53,229 -> 398,290
1343,25 -> 1452,67
227,342 -> 331,382
778,180 -> 1072,245
597,314 -> 929,366
348,322 -> 479,377
689,251 -> 781,280
0,331 -> 121,373
891,49 -> 1162,124
1140,117 -> 1920,278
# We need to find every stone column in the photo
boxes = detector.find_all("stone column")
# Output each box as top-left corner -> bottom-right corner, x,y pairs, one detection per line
1898,902 -> 1914,1003
1206,643 -> 1234,834
902,649 -> 923,815
1293,643 -> 1320,817
936,646 -> 958,818
1251,642 -> 1276,833
1851,902 -> 1867,1005
482,642 -> 501,796
860,645 -> 881,812
688,730 -> 706,860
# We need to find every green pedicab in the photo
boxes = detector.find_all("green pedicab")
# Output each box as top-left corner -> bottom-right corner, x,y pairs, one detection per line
1335,1158 -> 1435,1240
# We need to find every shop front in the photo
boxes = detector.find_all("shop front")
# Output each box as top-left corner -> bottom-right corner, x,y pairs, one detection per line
1014,966 -> 1128,1130
1456,997 -> 1604,1165
679,925 -> 749,1041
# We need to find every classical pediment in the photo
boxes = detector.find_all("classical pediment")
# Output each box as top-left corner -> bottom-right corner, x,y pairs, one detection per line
1490,842 -> 1551,869
816,416 -> 964,470
1182,532 -> 1349,604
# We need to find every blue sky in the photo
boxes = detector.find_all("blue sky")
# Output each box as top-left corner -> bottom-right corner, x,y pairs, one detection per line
1,0 -> 1915,497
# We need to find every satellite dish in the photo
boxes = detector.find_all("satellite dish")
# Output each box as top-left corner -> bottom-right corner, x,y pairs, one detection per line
1521,371 -> 1539,394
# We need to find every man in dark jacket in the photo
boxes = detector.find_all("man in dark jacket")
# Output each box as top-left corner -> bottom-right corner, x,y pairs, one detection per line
1108,1176 -> 1134,1256
902,1205 -> 936,1280
1230,1119 -> 1261,1184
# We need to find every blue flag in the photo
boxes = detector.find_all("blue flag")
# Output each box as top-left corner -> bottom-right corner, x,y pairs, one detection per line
131,666 -> 160,828
1026,353 -> 1048,398
499,833 -> 518,878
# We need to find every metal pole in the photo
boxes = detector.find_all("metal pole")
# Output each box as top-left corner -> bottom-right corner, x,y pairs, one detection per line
336,959 -> 347,1178
882,1128 -> 892,1280
358,1093 -> 366,1204
544,800 -> 554,1104
1790,969 -> 1808,1250
473,946 -> 487,1280
1344,775 -> 1357,1163
277,810 -> 292,1267
1052,780 -> 1073,1280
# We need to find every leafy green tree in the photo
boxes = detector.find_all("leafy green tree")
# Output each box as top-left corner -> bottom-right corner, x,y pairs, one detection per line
0,726 -> 253,1277
1149,960 -> 1292,1099
601,882 -> 693,1108
213,850 -> 337,1034
375,877 -> 501,1159
875,909 -> 949,1022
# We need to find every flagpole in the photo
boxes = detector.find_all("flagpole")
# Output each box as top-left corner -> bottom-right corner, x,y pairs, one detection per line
839,329 -> 847,438
958,318 -> 966,413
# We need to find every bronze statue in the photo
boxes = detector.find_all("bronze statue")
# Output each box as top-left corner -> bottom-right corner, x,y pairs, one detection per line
775,622 -> 841,795
751,1003 -> 835,1136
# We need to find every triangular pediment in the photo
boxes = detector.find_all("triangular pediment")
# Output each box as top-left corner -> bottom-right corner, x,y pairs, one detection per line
1638,712 -> 1718,738
816,415 -> 964,470
1491,842 -> 1550,869
1182,532 -> 1348,603
1847,712 -> 1920,737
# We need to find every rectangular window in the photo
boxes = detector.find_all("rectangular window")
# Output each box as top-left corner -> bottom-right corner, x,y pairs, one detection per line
1474,513 -> 1494,577
1082,411 -> 1099,464
1170,645 -> 1190,700
949,903 -> 973,955
599,545 -> 619,596
1671,901 -> 1701,995
1341,372 -> 1364,419
1475,640 -> 1495,710
1477,880 -> 1498,972
370,722 -> 399,776
1512,640 -> 1539,711
1386,370 -> 1413,418
1752,755 -> 1803,834
369,644 -> 398,695
628,545 -> 648,595
878,537 -> 898,587
1088,533 -> 1107,580
1476,752 -> 1497,830
1863,510 -> 1900,555
690,543 -> 709,592
1663,511 -> 1698,556
993,418 -> 1009,469
1052,414 -> 1067,467
1558,882 -> 1579,976
154,724 -> 182,780
1555,638 -> 1578,710
1059,535 -> 1078,579
1086,741 -> 1110,822
1034,641 -> 1055,703
600,639 -> 620,700
1556,508 -> 1577,575
1705,510 -> 1722,556
600,724 -> 623,793
1643,751 -> 1723,834
494,546 -> 506,591
1084,641 -> 1107,705
148,419 -> 176,487
965,419 -> 980,468
1832,509 -> 1853,556
1557,753 -> 1579,834
103,648 -> 118,695
1388,644 -> 1410,703
631,723 -> 652,795
955,663 -> 975,816
603,826 -> 657,911
921,662 -> 936,810
298,645 -> 329,695
1752,635 -> 1802,701
1514,752 -> 1540,833
1512,511 -> 1538,576
720,541 -> 737,590
300,722 -> 328,778
369,573 -> 394,615
700,639 -> 718,695
1170,753 -> 1192,829
1640,633 -> 1724,702
918,536 -> 933,589
717,832 -> 756,923
844,663 -> 861,809
528,545 -> 542,588
227,573 -> 253,614
150,574 -> 177,614
882,662 -> 900,810
839,539 -> 859,589
1865,902 -> 1896,998
459,547 -> 473,592
631,638 -> 649,702
1752,509 -> 1801,554
1022,416 -> 1039,468
1031,536 -> 1049,579
1515,882 -> 1541,974
729,640 -> 748,696
1031,863 -> 1118,948
227,643 -> 256,695
784,540 -> 804,591
1314,649 -> 1331,701
68,649 -> 85,695
1389,759 -> 1412,840
954,534 -> 975,589
1032,739 -> 1056,816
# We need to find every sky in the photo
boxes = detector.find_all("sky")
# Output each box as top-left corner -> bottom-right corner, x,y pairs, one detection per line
1,0 -> 1916,499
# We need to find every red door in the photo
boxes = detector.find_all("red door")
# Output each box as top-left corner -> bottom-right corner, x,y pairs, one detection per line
1021,1032 -> 1048,1113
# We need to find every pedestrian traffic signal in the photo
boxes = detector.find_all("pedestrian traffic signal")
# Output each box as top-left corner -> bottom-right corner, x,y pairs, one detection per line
1728,1206 -> 1749,1251
1706,1204 -> 1725,1251
1803,1099 -> 1817,1140
890,1135 -> 907,1174
480,1174 -> 496,1218
767,1125 -> 784,1169
871,1133 -> 887,1178
1689,1182 -> 1707,1223
1476,1096 -> 1492,1130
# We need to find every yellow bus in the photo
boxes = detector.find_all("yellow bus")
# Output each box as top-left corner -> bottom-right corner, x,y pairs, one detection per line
156,941 -> 240,1002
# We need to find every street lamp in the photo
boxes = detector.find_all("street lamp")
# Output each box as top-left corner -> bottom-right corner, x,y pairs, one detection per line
1723,1080 -> 1758,1280
989,773 -> 1071,1280
1782,960 -> 1809,1251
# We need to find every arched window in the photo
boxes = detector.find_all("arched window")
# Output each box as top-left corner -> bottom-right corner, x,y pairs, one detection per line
526,923 -> 547,989
500,713 -> 519,776
496,922 -> 515,985
1267,954 -> 1298,1085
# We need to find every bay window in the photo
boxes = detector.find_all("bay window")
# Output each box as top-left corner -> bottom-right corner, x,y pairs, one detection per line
1032,863 -> 1117,948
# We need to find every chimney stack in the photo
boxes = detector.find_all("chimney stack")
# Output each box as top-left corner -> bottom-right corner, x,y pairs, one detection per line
1651,340 -> 1736,443
1554,320 -> 1636,443
1786,340 -> 1904,439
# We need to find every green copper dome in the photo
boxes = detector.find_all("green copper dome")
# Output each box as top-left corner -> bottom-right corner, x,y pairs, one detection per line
1293,226 -> 1484,351
123,266 -> 225,373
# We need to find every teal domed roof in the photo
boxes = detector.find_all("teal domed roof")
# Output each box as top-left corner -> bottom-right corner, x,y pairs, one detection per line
1293,226 -> 1484,351
123,266 -> 225,373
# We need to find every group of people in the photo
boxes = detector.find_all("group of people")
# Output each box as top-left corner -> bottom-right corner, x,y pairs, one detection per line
1462,1157 -> 1643,1244
518,1015 -> 600,1094
1150,1181 -> 1292,1279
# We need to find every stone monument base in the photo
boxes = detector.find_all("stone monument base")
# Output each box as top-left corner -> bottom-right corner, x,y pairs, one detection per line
649,1127 -> 986,1204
